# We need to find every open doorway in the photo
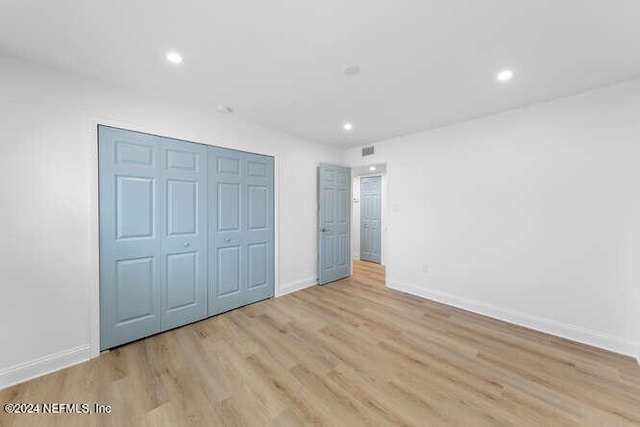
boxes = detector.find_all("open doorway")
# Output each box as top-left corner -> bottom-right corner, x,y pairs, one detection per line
351,163 -> 387,271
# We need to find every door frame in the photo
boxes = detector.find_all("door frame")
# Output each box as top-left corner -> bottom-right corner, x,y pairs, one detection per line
317,163 -> 352,285
359,175 -> 383,264
88,116 -> 280,358
351,166 -> 387,272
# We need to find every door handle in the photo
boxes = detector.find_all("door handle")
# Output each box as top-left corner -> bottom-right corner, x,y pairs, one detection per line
183,242 -> 191,247
321,228 -> 330,233
224,238 -> 231,242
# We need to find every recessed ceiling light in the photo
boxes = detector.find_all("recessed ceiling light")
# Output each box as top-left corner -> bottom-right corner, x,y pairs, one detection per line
369,166 -> 376,171
216,104 -> 234,114
166,51 -> 183,64
343,122 -> 353,131
497,69 -> 514,82
343,65 -> 360,76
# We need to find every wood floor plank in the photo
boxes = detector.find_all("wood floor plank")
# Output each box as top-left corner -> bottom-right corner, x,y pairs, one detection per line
1,259 -> 639,426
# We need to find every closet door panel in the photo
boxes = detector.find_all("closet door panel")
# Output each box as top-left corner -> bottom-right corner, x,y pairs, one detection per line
242,152 -> 274,303
209,148 -> 274,316
160,138 -> 207,331
99,126 -> 161,350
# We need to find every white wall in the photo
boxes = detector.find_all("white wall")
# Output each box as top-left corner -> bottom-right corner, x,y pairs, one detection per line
0,56 -> 341,388
344,79 -> 640,358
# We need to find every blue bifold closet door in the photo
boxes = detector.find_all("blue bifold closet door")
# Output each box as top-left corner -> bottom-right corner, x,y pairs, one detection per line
208,147 -> 274,316
99,126 -> 274,350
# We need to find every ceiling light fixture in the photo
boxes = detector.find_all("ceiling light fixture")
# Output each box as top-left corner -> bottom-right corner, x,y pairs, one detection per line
343,65 -> 360,76
343,122 -> 353,131
496,69 -> 514,82
166,51 -> 183,64
216,104 -> 234,114
369,166 -> 376,171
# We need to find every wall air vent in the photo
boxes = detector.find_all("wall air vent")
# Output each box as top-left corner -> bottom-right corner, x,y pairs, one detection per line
362,146 -> 375,157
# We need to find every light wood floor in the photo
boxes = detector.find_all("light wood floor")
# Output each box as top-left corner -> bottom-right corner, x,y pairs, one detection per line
2,260 -> 640,426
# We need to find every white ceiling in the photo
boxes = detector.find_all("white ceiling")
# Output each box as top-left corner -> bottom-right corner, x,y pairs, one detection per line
1,0 -> 640,146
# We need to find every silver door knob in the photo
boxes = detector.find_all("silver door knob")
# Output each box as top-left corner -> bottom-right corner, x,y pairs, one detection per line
224,238 -> 231,242
183,242 -> 191,247
321,228 -> 329,232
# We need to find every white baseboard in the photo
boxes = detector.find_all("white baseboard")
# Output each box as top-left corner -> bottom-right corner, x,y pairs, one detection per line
388,281 -> 639,358
0,344 -> 91,390
277,276 -> 318,297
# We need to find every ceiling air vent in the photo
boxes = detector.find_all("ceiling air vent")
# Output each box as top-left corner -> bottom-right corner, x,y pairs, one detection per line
362,146 -> 375,157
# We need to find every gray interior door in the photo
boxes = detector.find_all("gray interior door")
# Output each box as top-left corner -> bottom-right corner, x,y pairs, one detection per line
360,176 -> 382,264
318,163 -> 351,284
